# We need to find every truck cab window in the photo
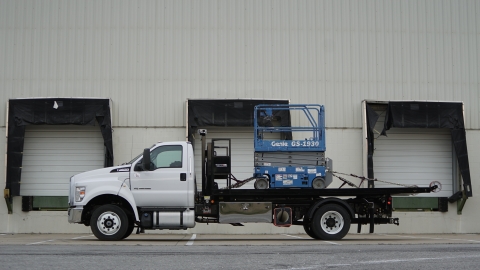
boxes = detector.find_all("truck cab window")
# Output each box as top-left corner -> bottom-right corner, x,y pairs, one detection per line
150,145 -> 183,169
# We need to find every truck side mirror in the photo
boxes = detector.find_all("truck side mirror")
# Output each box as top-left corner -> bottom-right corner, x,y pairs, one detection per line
142,148 -> 151,171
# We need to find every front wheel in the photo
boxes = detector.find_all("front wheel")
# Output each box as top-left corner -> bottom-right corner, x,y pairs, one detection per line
254,178 -> 269,189
90,204 -> 129,241
311,204 -> 351,241
122,221 -> 135,239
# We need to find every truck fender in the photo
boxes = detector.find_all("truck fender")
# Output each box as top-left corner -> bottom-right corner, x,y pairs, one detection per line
116,185 -> 140,222
83,182 -> 140,222
306,198 -> 354,221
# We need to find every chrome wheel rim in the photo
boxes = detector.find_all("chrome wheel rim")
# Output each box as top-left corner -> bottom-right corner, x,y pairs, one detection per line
320,210 -> 344,234
97,211 -> 121,235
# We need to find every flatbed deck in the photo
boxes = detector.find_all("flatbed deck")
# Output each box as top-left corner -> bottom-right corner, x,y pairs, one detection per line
211,186 -> 435,199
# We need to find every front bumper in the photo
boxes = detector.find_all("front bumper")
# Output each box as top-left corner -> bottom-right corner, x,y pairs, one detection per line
68,207 -> 84,223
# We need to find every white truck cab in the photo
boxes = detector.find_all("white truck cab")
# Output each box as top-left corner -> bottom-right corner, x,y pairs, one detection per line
68,141 -> 196,240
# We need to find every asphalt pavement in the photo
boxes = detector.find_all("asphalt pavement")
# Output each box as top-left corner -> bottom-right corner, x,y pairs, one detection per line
1,233 -> 480,269
1,232 -> 480,246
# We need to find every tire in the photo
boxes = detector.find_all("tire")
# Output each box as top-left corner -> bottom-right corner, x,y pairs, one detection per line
311,204 -> 351,241
303,219 -> 320,239
121,210 -> 135,239
312,177 -> 326,189
90,204 -> 129,241
122,223 -> 135,239
254,178 -> 269,189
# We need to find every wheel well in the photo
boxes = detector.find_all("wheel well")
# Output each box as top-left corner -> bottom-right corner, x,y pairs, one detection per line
306,199 -> 354,221
82,194 -> 135,226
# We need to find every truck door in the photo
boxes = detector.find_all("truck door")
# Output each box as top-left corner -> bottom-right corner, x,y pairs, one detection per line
130,144 -> 190,207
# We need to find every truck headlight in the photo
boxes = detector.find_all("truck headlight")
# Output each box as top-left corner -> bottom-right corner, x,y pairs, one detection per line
75,186 -> 86,202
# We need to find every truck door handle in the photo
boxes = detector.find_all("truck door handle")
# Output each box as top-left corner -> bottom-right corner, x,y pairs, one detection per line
180,173 -> 186,181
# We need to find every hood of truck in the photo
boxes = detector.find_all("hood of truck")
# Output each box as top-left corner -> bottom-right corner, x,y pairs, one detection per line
69,165 -> 133,207
72,165 -> 132,183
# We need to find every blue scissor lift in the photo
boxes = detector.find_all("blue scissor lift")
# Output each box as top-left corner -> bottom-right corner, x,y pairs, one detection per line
253,104 -> 332,189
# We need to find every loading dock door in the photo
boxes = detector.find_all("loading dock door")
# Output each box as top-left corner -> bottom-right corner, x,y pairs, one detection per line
20,125 -> 104,196
372,127 -> 453,197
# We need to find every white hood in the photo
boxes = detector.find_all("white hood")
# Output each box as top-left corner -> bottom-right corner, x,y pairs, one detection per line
72,165 -> 132,184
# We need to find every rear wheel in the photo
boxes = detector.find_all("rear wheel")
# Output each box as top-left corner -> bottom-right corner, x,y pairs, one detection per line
90,204 -> 129,241
311,204 -> 351,240
312,177 -> 326,189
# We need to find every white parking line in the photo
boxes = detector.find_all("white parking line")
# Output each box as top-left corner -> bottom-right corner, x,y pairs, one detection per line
323,240 -> 341,245
0,234 -> 6,236
358,254 -> 480,265
379,234 -> 480,243
282,234 -> 341,245
303,254 -> 480,269
71,235 -> 94,240
185,234 -> 196,246
26,239 -> 55,245
282,234 -> 304,239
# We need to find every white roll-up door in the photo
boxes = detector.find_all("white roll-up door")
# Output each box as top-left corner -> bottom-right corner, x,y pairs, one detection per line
20,125 -> 105,196
194,127 -> 281,190
372,111 -> 454,197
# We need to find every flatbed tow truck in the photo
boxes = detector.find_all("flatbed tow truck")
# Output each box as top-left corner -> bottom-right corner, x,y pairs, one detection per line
68,104 -> 437,241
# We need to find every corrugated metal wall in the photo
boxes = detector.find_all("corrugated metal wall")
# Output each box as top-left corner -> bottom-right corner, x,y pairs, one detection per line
1,0 -> 478,128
